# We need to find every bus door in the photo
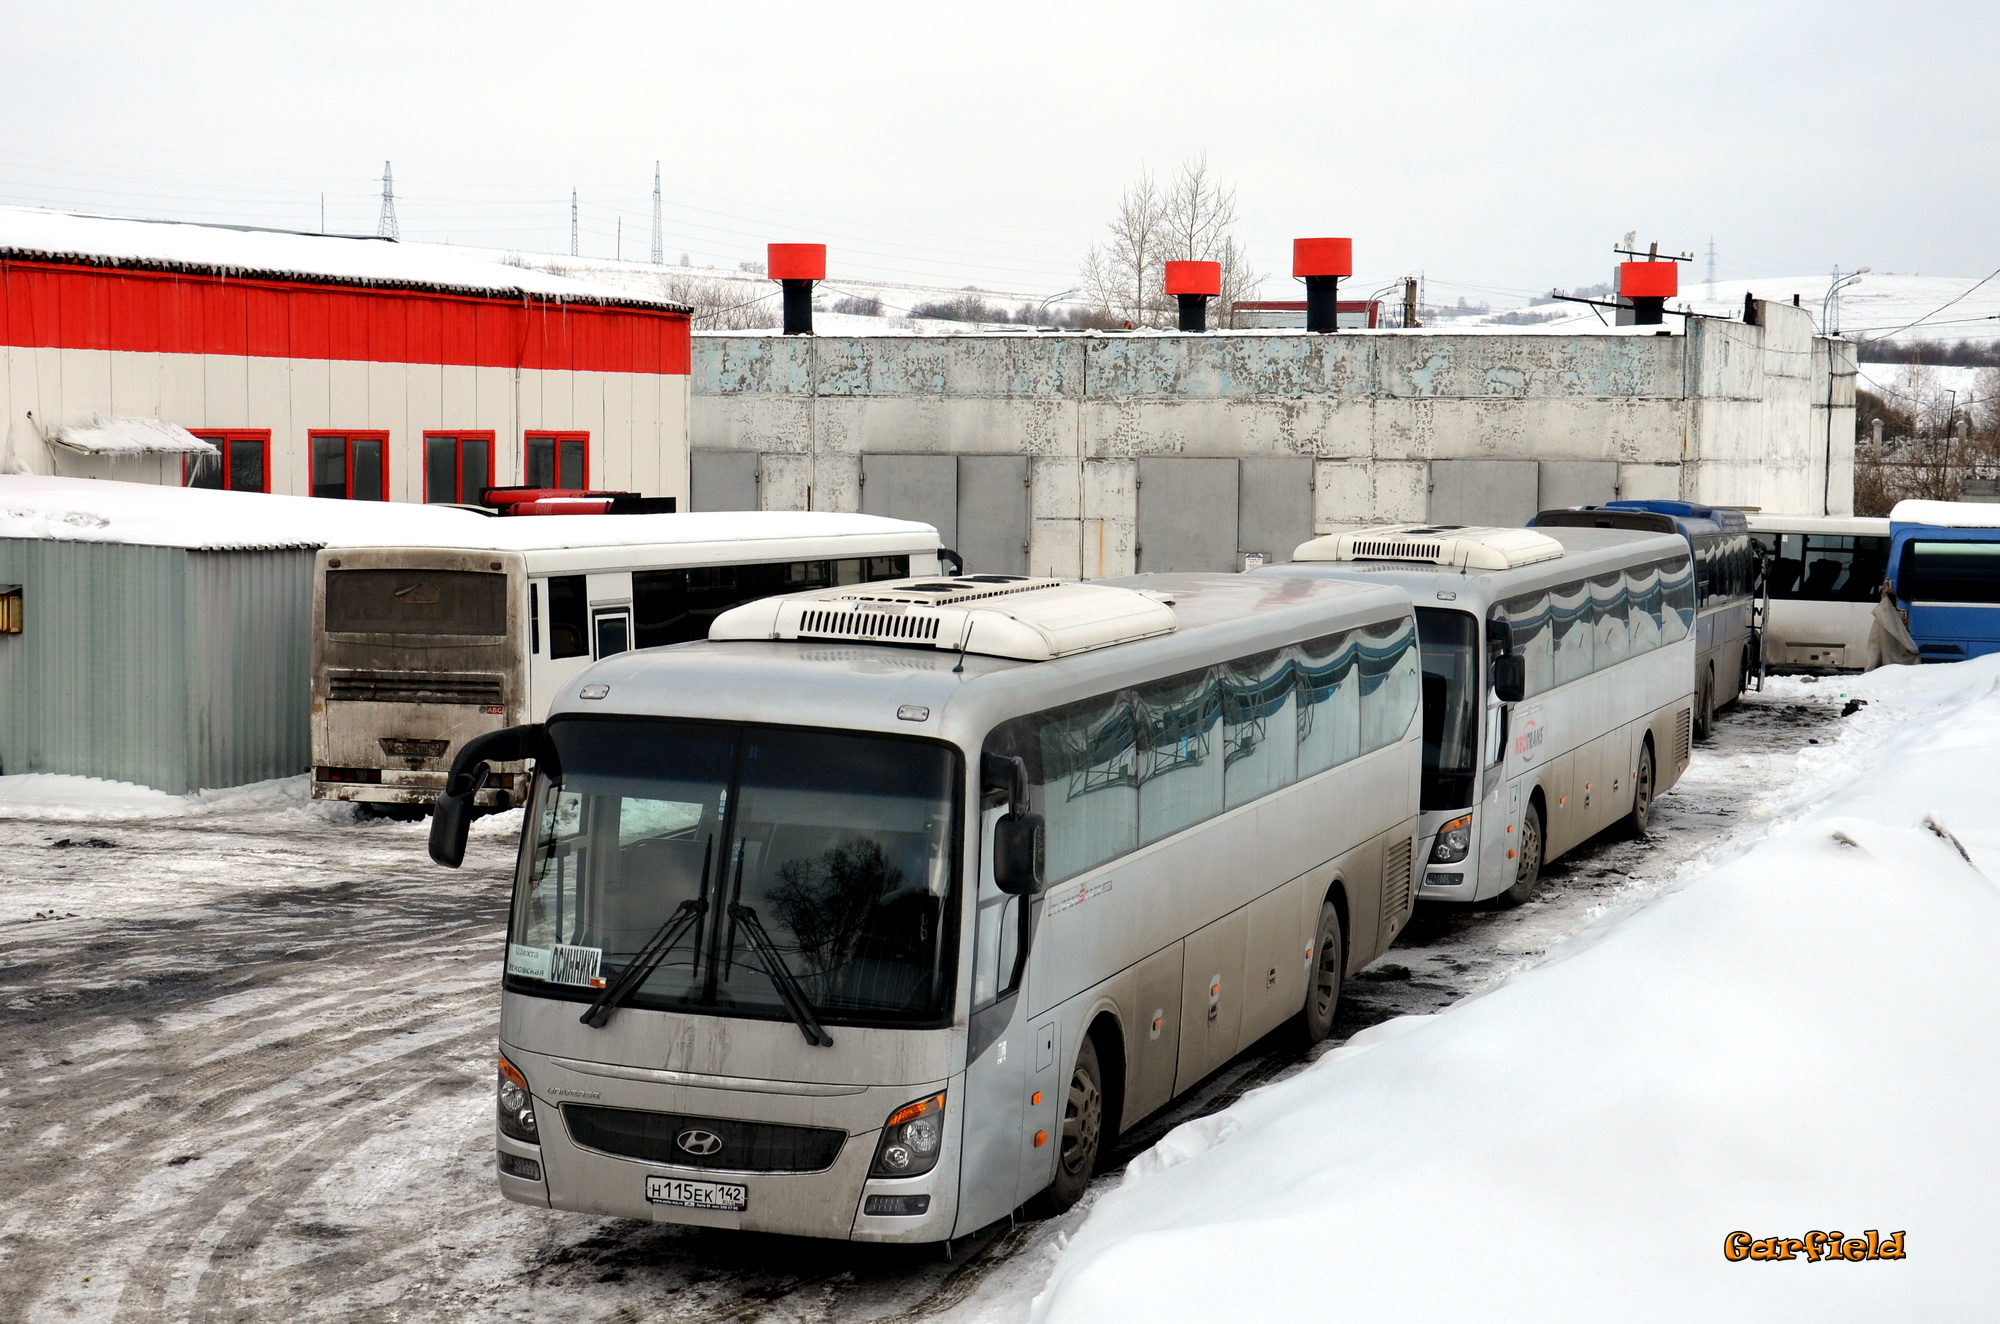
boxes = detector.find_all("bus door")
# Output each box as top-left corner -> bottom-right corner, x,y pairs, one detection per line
1479,622 -> 1520,892
587,571 -> 633,660
956,802 -> 1032,1234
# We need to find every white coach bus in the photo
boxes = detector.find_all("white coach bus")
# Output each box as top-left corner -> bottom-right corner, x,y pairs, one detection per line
1746,514 -> 1890,673
311,513 -> 944,812
1257,524 -> 1696,906
426,571 -> 1422,1241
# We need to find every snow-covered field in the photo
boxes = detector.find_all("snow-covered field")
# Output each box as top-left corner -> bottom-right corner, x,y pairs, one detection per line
1035,658 -> 2000,1323
1,664 -> 1985,1321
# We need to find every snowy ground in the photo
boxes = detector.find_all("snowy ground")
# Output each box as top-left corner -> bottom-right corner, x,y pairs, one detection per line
0,682 -> 1870,1322
1037,658 -> 2000,1323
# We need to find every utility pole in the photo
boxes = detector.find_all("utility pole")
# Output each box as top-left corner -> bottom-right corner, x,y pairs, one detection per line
376,162 -> 399,240
570,189 -> 578,257
1403,276 -> 1420,328
651,162 -> 664,265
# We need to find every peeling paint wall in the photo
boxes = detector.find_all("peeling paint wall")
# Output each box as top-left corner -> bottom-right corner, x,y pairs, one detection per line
692,301 -> 1852,578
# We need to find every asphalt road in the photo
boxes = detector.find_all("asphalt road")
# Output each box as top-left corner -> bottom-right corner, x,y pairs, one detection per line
0,688 -> 1844,1323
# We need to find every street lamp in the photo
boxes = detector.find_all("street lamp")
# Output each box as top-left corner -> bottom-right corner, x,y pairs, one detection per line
1821,266 -> 1869,335
1037,288 -> 1080,326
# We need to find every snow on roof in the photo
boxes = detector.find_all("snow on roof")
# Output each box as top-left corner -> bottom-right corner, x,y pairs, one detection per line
0,206 -> 690,313
0,476 -> 936,554
1889,499 -> 2000,529
48,417 -> 216,457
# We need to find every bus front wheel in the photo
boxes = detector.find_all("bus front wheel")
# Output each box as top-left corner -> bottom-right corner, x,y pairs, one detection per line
1496,803 -> 1544,908
1034,1037 -> 1105,1215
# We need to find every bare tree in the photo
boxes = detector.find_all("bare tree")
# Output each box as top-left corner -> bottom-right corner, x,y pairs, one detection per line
653,272 -> 779,330
1083,157 -> 1262,328
1081,170 -> 1167,327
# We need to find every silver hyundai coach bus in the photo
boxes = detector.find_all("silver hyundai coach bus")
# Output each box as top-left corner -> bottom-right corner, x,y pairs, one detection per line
429,571 -> 1423,1241
1257,524 -> 1697,906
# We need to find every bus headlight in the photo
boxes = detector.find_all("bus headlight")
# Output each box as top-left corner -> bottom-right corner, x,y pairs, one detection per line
1429,815 -> 1473,864
498,1055 -> 540,1144
870,1092 -> 946,1178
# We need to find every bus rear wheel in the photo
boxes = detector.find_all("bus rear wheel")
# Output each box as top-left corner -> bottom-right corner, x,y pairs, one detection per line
1622,742 -> 1655,838
1495,803 -> 1543,908
1034,1037 -> 1104,1215
1290,901 -> 1345,1047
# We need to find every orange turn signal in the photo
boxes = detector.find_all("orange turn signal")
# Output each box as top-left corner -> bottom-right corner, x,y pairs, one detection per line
1031,1091 -> 1043,1106
498,1055 -> 529,1091
886,1092 -> 945,1128
1033,1130 -> 1049,1148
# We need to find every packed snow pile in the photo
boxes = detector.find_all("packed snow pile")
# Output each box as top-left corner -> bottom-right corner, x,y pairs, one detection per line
48,416 -> 217,456
1035,658 -> 2000,1323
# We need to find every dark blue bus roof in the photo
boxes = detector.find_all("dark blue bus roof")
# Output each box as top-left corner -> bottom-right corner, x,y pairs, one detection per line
1602,500 -> 1749,535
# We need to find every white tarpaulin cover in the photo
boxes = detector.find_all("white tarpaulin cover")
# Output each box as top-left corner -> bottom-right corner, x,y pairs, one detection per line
48,417 -> 217,457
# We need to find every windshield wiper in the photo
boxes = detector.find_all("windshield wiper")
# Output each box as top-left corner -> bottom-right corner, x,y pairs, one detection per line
579,838 -> 713,1029
728,903 -> 834,1048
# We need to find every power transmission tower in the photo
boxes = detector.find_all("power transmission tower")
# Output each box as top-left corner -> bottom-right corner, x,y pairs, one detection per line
570,189 -> 579,257
1705,236 -> 1717,300
376,161 -> 399,240
651,162 -> 664,265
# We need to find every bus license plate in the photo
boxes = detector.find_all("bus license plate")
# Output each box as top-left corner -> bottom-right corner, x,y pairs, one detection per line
645,1176 -> 747,1211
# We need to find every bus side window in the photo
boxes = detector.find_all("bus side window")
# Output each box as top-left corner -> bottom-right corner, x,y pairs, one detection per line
1027,694 -> 1137,885
530,582 -> 541,655
1295,630 -> 1360,777
548,575 -> 589,659
1135,667 -> 1223,844
1659,556 -> 1696,640
1356,617 -> 1421,753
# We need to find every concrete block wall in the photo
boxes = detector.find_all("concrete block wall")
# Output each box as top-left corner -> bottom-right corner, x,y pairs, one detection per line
692,302 -> 1853,579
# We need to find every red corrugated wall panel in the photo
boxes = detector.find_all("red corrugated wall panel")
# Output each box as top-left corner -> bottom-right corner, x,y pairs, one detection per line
0,259 -> 690,373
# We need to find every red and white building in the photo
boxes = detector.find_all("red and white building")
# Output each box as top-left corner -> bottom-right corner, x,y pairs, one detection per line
0,207 -> 692,505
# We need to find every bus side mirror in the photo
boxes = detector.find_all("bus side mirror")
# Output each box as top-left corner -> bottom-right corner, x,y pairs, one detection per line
993,812 -> 1045,896
981,752 -> 1027,808
1491,655 -> 1527,704
429,724 -> 548,868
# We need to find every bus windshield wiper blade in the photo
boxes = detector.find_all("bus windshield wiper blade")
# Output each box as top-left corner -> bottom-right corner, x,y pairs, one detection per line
579,897 -> 707,1028
580,838 -> 713,1029
727,903 -> 834,1048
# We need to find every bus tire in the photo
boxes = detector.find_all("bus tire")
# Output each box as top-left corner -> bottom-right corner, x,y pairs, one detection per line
1495,801 -> 1544,908
1694,667 -> 1716,742
1033,1036 -> 1105,1216
1290,901 -> 1346,1047
1621,741 -> 1655,838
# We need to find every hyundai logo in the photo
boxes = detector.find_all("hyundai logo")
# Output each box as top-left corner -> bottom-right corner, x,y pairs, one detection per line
676,1128 -> 724,1157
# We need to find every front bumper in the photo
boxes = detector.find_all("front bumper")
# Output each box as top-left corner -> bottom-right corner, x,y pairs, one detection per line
500,1048 -> 964,1243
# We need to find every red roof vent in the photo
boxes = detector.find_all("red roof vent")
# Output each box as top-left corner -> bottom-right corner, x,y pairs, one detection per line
1164,261 -> 1222,296
1292,238 -> 1353,278
767,244 -> 826,281
1619,261 -> 1677,299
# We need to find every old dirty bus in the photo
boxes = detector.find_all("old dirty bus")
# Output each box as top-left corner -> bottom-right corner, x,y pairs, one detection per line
1258,524 -> 1696,907
1746,514 -> 1890,673
428,571 -> 1422,1240
311,513 -> 944,813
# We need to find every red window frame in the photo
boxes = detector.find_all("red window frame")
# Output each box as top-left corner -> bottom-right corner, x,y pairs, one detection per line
182,429 -> 273,493
422,431 -> 498,504
308,430 -> 391,501
523,431 -> 590,490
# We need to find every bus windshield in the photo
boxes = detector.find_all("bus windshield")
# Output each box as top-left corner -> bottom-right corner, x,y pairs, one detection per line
1900,540 -> 2000,604
509,718 -> 962,1029
1414,608 -> 1479,810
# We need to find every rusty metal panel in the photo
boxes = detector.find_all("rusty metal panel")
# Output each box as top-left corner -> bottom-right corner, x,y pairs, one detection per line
1136,458 -> 1238,572
861,454 -> 957,548
955,455 -> 1030,575
691,450 -> 759,512
1237,457 -> 1314,565
1428,460 -> 1539,528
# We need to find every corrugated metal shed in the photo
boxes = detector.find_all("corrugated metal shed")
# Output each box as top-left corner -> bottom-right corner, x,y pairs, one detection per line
0,538 -> 314,793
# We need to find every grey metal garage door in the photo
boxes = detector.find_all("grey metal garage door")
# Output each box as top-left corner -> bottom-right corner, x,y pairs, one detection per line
690,450 -> 759,512
1537,460 -> 1619,512
956,455 -> 1030,575
1238,457 -> 1314,565
1137,458 -> 1240,572
861,454 -> 958,549
1428,460 -> 1540,527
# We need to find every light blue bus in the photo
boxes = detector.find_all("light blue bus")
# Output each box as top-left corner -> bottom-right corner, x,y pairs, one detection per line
1887,500 -> 2000,662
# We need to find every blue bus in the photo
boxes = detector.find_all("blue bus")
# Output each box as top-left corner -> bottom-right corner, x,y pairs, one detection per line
1887,501 -> 2000,662
1529,500 -> 1757,739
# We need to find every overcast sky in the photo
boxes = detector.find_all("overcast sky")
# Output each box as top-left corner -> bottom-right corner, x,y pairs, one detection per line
3,1 -> 1995,305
